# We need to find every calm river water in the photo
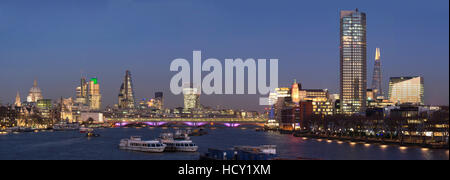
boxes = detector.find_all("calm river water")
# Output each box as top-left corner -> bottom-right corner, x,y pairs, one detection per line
0,127 -> 448,160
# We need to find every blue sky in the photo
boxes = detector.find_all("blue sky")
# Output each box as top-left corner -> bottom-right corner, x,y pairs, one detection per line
0,0 -> 448,110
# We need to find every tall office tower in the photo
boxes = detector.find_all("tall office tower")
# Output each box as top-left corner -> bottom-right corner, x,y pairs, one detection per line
118,70 -> 136,109
371,48 -> 382,98
183,85 -> 200,110
388,76 -> 424,105
15,91 -> 21,107
340,9 -> 367,114
155,92 -> 164,109
27,80 -> 44,103
88,78 -> 102,110
75,77 -> 89,104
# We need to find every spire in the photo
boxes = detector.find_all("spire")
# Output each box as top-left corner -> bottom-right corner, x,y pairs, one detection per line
33,79 -> 38,87
375,48 -> 381,61
15,91 -> 21,107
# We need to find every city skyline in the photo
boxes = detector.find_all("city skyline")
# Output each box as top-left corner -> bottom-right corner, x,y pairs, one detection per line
0,0 -> 448,110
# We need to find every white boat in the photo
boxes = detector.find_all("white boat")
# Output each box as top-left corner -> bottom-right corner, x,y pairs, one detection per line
174,130 -> 191,140
119,136 -> 166,153
233,145 -> 277,155
163,140 -> 198,152
159,133 -> 198,152
53,122 -> 80,131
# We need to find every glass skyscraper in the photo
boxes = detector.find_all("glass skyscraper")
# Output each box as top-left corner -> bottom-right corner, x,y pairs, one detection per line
340,9 -> 367,114
371,48 -> 382,98
89,78 -> 101,111
118,70 -> 136,109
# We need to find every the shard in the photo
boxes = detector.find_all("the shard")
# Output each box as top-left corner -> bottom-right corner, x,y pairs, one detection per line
371,48 -> 382,98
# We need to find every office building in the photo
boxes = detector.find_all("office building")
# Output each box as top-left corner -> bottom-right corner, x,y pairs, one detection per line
89,78 -> 102,110
389,76 -> 424,105
340,9 -> 367,114
118,70 -> 136,109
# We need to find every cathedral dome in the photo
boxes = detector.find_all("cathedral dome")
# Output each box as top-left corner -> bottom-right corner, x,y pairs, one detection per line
27,80 -> 43,103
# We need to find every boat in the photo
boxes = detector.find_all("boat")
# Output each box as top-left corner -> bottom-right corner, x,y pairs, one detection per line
233,145 -> 277,155
53,122 -> 80,131
119,136 -> 166,153
200,145 -> 277,160
79,127 -> 93,133
163,140 -> 198,152
159,133 -> 198,152
174,130 -> 191,140
86,132 -> 100,137
189,128 -> 208,136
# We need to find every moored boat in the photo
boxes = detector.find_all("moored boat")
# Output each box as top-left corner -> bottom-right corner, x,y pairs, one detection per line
159,133 -> 198,152
200,145 -> 277,160
79,127 -> 93,133
53,122 -> 80,131
119,136 -> 166,153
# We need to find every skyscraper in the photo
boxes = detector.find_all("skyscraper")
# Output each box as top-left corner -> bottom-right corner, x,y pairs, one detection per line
27,80 -> 43,103
371,48 -> 382,98
388,76 -> 424,105
183,85 -> 200,110
340,9 -> 367,114
118,70 -> 136,109
75,77 -> 89,105
155,92 -> 164,110
89,78 -> 101,110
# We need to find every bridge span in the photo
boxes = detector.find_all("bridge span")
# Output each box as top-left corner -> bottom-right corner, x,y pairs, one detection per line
106,117 -> 267,123
105,117 -> 267,127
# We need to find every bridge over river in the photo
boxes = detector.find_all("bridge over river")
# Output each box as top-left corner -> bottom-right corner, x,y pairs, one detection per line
105,117 -> 267,127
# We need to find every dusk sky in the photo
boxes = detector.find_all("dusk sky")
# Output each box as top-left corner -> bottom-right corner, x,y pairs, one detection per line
0,0 -> 448,111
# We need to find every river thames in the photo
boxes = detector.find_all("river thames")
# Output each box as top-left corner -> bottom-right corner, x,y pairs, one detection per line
0,127 -> 448,160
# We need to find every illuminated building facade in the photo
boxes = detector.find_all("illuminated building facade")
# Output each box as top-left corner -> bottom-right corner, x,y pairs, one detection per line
389,76 -> 424,105
280,101 -> 313,131
37,99 -> 52,120
36,99 -> 52,110
61,97 -> 74,123
118,70 -> 136,109
367,89 -> 375,101
291,80 -> 301,104
75,77 -> 89,105
183,86 -> 200,110
340,9 -> 367,114
269,87 -> 290,106
89,78 -> 101,111
304,89 -> 329,100
27,80 -> 43,103
303,89 -> 332,116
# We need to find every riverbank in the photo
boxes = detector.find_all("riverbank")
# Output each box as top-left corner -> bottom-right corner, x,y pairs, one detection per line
292,133 -> 449,150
